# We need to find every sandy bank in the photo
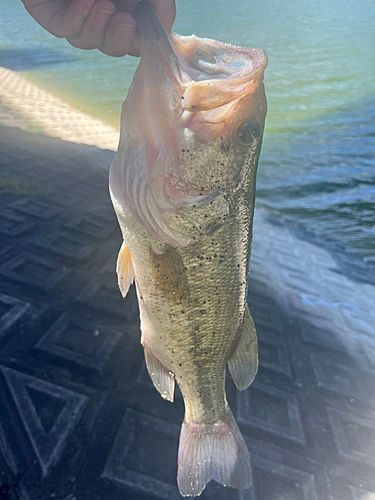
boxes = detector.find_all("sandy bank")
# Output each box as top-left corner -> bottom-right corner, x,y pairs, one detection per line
0,66 -> 119,151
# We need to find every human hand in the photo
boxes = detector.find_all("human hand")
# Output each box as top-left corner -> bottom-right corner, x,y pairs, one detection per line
21,0 -> 176,57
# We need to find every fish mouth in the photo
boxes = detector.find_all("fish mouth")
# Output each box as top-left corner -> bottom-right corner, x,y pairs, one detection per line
170,34 -> 268,113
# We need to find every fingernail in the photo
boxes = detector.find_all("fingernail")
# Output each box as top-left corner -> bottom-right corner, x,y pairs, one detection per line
94,9 -> 113,30
83,2 -> 95,19
113,22 -> 135,42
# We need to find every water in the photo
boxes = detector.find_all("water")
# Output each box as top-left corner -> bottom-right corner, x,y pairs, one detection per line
257,97 -> 375,260
1,0 -> 375,261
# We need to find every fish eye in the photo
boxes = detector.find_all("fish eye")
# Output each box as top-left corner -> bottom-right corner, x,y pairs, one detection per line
236,119 -> 260,146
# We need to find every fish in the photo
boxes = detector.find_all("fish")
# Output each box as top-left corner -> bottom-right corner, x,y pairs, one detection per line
109,0 -> 267,496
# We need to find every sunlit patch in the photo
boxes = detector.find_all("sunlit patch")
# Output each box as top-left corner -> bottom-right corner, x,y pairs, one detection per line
359,494 -> 375,500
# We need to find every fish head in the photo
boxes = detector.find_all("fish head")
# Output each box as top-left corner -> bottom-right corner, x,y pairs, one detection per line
110,1 -> 267,246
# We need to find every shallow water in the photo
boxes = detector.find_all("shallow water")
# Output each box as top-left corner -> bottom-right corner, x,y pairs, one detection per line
258,96 -> 375,260
1,0 -> 375,259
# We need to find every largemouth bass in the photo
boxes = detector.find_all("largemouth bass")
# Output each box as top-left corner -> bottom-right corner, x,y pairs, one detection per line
109,1 -> 267,496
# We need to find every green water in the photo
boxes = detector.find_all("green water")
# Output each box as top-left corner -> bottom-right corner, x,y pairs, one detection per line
2,0 -> 374,131
1,0 -> 375,262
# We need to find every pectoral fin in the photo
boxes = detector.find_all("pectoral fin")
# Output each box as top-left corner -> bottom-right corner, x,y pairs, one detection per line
228,304 -> 258,391
150,246 -> 189,303
116,241 -> 135,298
144,343 -> 175,402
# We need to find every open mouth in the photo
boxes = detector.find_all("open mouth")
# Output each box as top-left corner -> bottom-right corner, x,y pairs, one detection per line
169,34 -> 268,113
170,33 -> 267,84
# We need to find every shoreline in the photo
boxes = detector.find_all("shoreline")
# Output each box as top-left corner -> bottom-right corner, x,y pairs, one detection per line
0,65 -> 119,151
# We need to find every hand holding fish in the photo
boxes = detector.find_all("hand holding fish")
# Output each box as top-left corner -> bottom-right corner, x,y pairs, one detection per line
21,0 -> 176,57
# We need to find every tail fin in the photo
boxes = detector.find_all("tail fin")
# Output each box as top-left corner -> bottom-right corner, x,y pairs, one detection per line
177,408 -> 251,497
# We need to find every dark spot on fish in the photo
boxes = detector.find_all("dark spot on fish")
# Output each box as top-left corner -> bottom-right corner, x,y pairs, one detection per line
182,149 -> 185,152
181,96 -> 185,100
192,105 -> 197,109
179,363 -> 182,367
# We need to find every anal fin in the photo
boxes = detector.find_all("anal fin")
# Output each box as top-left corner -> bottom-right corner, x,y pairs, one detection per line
116,241 -> 135,298
228,304 -> 258,391
144,343 -> 175,402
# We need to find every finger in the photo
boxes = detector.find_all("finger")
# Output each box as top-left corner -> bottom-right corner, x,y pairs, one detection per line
127,0 -> 176,57
100,12 -> 136,57
67,0 -> 115,50
149,0 -> 176,34
21,0 -> 96,38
